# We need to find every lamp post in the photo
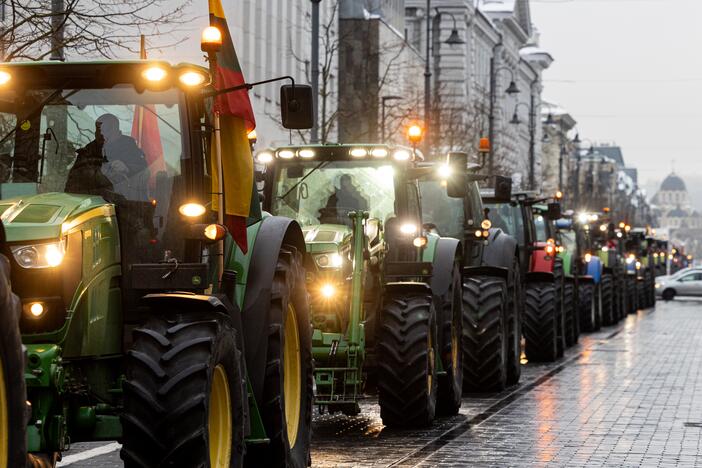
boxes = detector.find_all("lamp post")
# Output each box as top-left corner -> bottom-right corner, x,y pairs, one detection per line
572,134 -> 595,210
423,4 -> 465,159
509,101 -> 536,189
381,95 -> 403,143
488,65 -> 520,174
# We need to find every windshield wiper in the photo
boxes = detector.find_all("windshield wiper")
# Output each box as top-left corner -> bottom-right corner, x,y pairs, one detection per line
0,88 -> 78,150
277,160 -> 329,201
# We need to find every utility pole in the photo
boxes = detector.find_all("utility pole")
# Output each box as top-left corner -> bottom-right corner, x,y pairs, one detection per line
51,0 -> 65,61
311,0 -> 321,143
423,0 -> 432,158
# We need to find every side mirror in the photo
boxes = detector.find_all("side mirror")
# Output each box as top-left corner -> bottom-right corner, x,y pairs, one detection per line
365,218 -> 380,243
493,176 -> 512,202
546,202 -> 562,220
280,85 -> 314,129
446,152 -> 468,198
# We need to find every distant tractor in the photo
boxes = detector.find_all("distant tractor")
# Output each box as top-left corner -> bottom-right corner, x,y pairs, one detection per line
418,154 -> 522,391
0,57 -> 316,467
259,144 -> 463,426
483,193 -> 567,362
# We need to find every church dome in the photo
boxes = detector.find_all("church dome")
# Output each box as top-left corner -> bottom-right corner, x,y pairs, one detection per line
668,207 -> 689,217
661,173 -> 687,191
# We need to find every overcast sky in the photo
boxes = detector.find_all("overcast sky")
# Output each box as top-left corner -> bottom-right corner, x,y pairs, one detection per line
530,0 -> 702,189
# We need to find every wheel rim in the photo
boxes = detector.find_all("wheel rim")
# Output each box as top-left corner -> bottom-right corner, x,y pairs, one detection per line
450,319 -> 459,375
283,304 -> 301,448
208,364 -> 232,468
0,353 -> 7,468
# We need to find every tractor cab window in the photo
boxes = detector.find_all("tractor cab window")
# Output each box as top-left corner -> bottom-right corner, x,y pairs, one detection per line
534,214 -> 549,242
271,160 -> 396,228
419,180 -> 464,238
560,230 -> 576,252
0,85 -> 188,262
485,202 -> 524,245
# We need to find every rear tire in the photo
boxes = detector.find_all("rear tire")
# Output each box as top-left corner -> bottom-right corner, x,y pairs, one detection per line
601,274 -> 615,326
0,254 -> 25,468
248,245 -> 313,468
461,277 -> 508,392
626,276 -> 637,314
579,283 -> 598,332
523,283 -> 558,363
506,261 -> 523,386
563,282 -> 578,347
377,292 -> 438,427
121,311 -> 246,468
436,266 -> 463,416
554,265 -> 566,358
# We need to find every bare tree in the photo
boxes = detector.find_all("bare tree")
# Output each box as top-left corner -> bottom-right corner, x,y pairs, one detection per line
0,0 -> 193,61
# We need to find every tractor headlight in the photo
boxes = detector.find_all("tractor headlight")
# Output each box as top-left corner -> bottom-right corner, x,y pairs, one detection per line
320,283 -> 336,299
585,253 -> 592,263
11,241 -> 65,269
655,282 -> 661,289
315,253 -> 343,269
400,223 -> 417,235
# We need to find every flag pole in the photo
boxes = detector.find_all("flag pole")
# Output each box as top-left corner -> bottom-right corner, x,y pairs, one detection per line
214,110 -> 225,284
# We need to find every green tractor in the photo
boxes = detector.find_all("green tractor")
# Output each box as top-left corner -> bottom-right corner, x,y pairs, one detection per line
0,222 -> 25,468
0,60 -> 316,467
418,154 -> 523,391
553,216 -> 581,346
258,143 -> 464,425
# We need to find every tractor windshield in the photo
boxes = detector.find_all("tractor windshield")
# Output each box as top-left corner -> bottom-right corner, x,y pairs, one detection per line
534,214 -> 549,242
419,180 -> 464,238
485,202 -> 525,245
271,161 -> 396,227
0,85 -> 189,261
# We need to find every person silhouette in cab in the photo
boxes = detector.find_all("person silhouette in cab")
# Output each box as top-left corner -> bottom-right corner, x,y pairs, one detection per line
321,174 -> 369,224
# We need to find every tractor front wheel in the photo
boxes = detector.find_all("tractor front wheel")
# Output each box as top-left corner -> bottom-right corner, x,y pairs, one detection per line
377,292 -> 438,427
436,265 -> 463,416
579,283 -> 598,332
601,274 -> 616,326
0,254 -> 24,468
524,283 -> 558,362
121,311 -> 246,468
506,261 -> 523,386
564,282 -> 578,347
462,277 -> 508,391
250,245 -> 313,468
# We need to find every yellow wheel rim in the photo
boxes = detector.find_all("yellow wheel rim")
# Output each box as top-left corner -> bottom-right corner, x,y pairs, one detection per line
451,319 -> 459,376
208,364 -> 232,468
283,304 -> 301,448
0,353 -> 8,468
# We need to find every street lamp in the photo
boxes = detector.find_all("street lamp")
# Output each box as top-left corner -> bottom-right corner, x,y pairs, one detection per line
488,65 -> 520,174
381,95 -> 403,143
510,101 -> 537,189
424,3 -> 466,159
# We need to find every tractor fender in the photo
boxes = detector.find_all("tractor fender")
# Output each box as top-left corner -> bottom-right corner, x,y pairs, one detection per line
463,265 -> 510,281
482,228 -> 517,270
241,216 -> 306,403
428,237 -> 461,298
525,271 -> 555,284
586,256 -> 603,283
384,281 -> 432,297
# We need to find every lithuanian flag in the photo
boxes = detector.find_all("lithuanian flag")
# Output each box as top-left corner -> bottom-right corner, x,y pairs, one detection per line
209,0 -> 259,253
132,37 -> 166,188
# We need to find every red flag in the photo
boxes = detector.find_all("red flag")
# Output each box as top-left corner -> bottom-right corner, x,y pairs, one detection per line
132,35 -> 166,188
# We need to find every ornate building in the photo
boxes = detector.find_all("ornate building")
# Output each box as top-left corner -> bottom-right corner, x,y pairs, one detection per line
651,173 -> 702,258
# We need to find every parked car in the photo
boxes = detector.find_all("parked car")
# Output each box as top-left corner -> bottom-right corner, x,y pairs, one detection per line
656,269 -> 702,300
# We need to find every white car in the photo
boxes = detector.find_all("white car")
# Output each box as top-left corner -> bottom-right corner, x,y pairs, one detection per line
656,268 -> 702,300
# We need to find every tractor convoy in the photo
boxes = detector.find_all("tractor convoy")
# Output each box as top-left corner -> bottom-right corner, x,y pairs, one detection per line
0,29 -> 672,468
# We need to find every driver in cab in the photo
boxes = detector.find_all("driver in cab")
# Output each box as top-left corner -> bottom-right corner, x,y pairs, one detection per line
320,174 -> 369,225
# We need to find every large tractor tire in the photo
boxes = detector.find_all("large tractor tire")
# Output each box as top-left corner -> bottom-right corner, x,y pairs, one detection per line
563,282 -> 578,347
436,265 -> 463,416
461,277 -> 508,392
615,274 -> 627,320
121,311 -> 247,468
0,255 -> 25,468
626,276 -> 637,314
377,292 -> 438,427
506,260 -> 523,386
554,266 -> 566,358
249,245 -> 313,468
579,283 -> 598,332
523,283 -> 558,363
637,279 -> 647,310
601,274 -> 616,326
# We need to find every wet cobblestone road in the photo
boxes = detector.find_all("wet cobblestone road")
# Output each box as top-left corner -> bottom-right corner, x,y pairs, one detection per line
62,299 -> 702,467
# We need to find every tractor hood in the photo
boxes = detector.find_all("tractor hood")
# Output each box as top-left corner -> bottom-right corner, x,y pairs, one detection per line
302,224 -> 352,254
0,192 -> 111,243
